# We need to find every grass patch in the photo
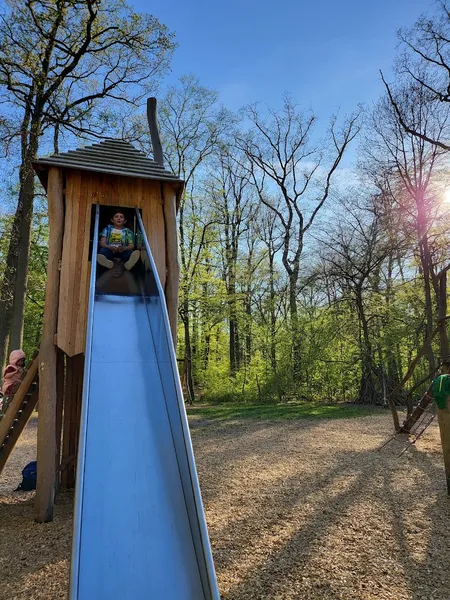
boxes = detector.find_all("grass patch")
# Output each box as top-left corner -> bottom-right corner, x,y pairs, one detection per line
187,401 -> 381,422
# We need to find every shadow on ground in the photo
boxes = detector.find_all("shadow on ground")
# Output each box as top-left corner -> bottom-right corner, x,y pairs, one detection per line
0,414 -> 448,600
192,419 -> 450,600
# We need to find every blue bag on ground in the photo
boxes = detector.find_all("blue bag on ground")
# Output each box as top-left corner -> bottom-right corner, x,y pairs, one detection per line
15,460 -> 37,491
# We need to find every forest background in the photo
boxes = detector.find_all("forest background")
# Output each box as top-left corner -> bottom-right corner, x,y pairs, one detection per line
1,0 -> 450,412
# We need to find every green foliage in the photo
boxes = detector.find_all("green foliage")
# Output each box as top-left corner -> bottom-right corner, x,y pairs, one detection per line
187,401 -> 380,422
3,16 -> 449,413
22,208 -> 48,359
0,207 -> 48,360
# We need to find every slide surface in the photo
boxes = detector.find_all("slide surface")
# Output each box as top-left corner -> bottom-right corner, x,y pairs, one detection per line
70,209 -> 219,599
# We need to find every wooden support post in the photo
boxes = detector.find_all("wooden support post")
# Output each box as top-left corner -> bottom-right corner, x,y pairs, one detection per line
55,348 -> 65,493
437,399 -> 450,495
72,355 -> 84,485
61,354 -> 84,489
61,356 -> 73,490
163,184 -> 180,347
35,167 -> 64,523
436,272 -> 450,495
437,355 -> 450,495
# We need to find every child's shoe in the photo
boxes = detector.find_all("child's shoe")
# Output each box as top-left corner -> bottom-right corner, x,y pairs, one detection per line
125,250 -> 140,271
97,254 -> 113,269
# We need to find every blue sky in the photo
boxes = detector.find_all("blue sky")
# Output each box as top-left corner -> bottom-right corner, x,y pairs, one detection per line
132,0 -> 433,119
0,0 -> 435,213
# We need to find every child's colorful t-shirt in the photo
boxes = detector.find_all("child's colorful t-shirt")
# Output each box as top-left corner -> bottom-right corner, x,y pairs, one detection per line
100,225 -> 134,247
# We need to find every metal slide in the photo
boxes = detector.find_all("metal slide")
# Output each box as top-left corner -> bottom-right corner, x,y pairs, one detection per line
70,206 -> 220,599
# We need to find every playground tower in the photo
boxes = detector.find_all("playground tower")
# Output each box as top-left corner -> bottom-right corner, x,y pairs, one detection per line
32,99 -> 183,522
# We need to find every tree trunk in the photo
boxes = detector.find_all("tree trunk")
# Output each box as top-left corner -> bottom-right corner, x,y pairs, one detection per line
0,139 -> 38,369
201,276 -> 210,370
8,181 -> 34,352
418,223 -> 436,371
244,293 -> 251,365
385,253 -> 401,395
229,276 -> 239,375
203,334 -> 210,370
289,273 -> 301,379
191,300 -> 199,384
181,298 -> 195,404
438,271 -> 449,361
244,247 -> 254,366
269,253 -> 277,375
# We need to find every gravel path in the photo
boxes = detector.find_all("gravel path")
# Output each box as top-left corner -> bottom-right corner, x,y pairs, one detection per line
1,412 -> 449,599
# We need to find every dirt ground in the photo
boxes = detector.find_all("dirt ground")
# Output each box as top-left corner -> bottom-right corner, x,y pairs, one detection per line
1,411 -> 450,599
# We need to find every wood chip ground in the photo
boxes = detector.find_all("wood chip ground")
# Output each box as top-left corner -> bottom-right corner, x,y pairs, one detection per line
1,411 -> 449,599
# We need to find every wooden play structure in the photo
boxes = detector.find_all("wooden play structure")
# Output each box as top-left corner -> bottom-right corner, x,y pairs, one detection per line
0,99 -> 183,522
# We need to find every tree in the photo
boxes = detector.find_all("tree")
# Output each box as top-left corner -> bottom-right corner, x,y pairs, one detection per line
209,147 -> 254,375
381,1 -> 450,150
238,97 -> 360,380
364,83 -> 450,374
0,0 -> 175,368
135,74 -> 229,400
319,196 -> 402,425
253,203 -> 284,378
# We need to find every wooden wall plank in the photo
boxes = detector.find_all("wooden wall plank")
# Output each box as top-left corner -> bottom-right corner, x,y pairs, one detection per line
57,177 -> 72,352
143,180 -> 166,287
70,173 -> 84,349
163,184 -> 179,346
73,174 -> 91,355
58,171 -> 81,356
76,173 -> 93,354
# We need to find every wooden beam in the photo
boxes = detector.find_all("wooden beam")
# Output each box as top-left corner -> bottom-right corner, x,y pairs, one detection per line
61,355 -> 73,490
162,184 -> 180,347
0,354 -> 39,446
147,98 -> 164,167
0,356 -> 39,477
35,167 -> 64,523
71,355 -> 84,488
55,348 -> 65,492
438,271 -> 450,361
61,354 -> 84,489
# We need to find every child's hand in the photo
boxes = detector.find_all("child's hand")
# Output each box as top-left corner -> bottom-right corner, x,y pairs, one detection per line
117,246 -> 124,253
111,246 -> 118,253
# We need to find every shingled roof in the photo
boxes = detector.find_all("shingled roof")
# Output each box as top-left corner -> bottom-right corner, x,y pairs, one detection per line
33,139 -> 183,189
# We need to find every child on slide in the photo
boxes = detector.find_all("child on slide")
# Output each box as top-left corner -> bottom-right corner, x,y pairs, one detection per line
97,211 -> 140,270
